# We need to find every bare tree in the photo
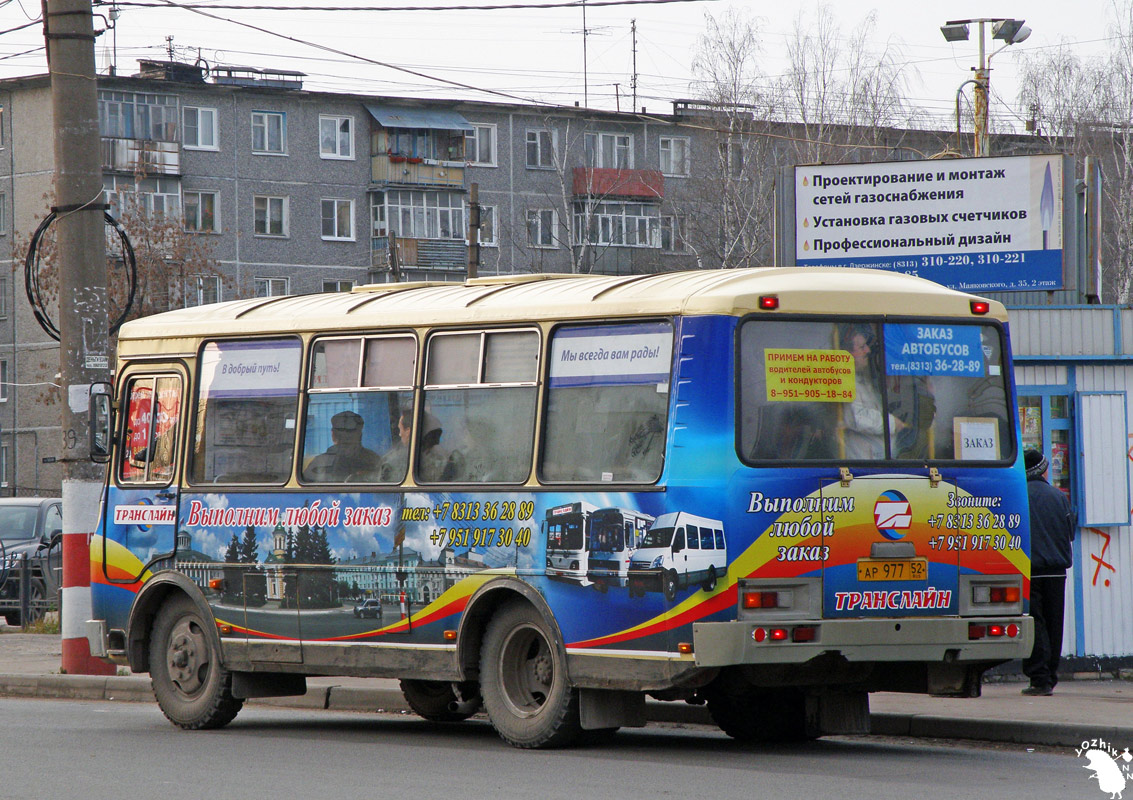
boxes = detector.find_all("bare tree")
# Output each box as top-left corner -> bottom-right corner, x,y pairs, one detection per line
1016,1 -> 1133,301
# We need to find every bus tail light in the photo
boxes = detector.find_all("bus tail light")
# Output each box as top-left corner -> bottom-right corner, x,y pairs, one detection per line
968,624 -> 986,640
987,624 -> 1005,637
759,295 -> 779,310
743,590 -> 779,609
769,628 -> 789,641
970,300 -> 991,314
972,584 -> 1021,604
791,626 -> 817,643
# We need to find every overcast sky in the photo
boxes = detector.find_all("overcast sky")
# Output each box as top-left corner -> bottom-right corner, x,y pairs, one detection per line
0,0 -> 1122,130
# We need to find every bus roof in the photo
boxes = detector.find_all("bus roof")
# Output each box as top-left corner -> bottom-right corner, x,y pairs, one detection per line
117,267 -> 1006,349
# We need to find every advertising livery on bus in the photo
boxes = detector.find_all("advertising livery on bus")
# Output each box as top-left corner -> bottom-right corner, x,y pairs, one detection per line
86,267 -> 1032,748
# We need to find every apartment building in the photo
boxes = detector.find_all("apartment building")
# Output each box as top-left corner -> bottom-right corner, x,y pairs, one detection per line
0,60 -> 747,495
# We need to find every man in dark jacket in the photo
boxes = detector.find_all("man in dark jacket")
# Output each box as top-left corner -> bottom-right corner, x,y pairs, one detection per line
1022,448 -> 1076,696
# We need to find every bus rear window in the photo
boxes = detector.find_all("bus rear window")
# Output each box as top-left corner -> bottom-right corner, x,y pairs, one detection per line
190,338 -> 302,484
738,319 -> 1012,464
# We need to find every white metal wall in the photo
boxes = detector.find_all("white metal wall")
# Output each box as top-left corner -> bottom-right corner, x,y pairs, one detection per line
1071,365 -> 1133,657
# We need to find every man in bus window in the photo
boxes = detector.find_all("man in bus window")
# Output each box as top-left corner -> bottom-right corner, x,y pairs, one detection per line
418,411 -> 465,482
379,410 -> 412,482
306,410 -> 380,482
841,325 -> 905,459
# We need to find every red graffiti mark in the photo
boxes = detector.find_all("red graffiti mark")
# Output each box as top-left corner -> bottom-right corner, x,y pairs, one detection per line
1087,527 -> 1117,588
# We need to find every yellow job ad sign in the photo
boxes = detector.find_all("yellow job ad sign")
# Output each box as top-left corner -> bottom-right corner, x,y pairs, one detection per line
765,348 -> 856,402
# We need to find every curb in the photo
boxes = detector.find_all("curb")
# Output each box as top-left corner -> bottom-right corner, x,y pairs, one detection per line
3,673 -> 1129,748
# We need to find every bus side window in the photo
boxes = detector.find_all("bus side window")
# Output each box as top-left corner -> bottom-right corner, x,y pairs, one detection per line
119,375 -> 182,484
686,525 -> 700,549
421,329 -> 538,484
700,527 -> 714,549
541,321 -> 672,484
190,338 -> 302,485
714,529 -> 725,550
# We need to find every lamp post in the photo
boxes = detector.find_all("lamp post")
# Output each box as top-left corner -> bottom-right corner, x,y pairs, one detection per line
940,18 -> 1031,156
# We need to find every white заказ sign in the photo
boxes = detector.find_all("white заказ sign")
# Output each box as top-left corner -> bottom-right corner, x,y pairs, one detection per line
794,154 -> 1063,291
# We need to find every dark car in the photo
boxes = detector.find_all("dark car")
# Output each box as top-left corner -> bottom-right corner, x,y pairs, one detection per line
352,598 -> 382,619
0,498 -> 63,626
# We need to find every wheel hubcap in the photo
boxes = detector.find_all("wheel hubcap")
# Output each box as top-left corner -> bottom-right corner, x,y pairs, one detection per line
500,624 -> 553,717
167,618 -> 210,696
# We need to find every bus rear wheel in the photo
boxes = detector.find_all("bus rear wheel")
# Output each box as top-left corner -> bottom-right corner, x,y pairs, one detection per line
702,566 -> 717,592
150,595 -> 243,730
400,679 -> 481,722
480,600 -> 580,748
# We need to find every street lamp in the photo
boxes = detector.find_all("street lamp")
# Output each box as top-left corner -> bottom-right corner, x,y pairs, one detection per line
940,17 -> 1031,156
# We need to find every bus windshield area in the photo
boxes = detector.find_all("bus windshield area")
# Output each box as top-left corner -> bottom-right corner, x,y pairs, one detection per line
546,519 -> 584,550
589,520 -> 625,552
639,526 -> 675,549
739,319 -> 1013,464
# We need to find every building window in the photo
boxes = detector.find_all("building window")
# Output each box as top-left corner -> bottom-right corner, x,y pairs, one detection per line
0,192 -> 6,234
0,275 -> 8,318
0,359 -> 7,402
584,132 -> 632,169
526,209 -> 557,248
185,275 -> 221,307
251,111 -> 286,154
98,90 -> 178,140
526,128 -> 555,169
254,277 -> 289,297
319,115 -> 353,159
720,140 -> 744,177
323,280 -> 354,292
0,105 -> 4,148
321,198 -> 355,240
0,445 -> 7,487
573,201 -> 659,248
661,215 -> 687,252
465,124 -> 496,166
660,137 -> 690,177
103,176 -> 181,218
478,205 -> 497,247
254,195 -> 288,237
183,106 -> 218,150
378,190 -> 465,240
184,190 -> 219,233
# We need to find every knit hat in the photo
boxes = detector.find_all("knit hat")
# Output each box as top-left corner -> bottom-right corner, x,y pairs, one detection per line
1024,448 -> 1048,480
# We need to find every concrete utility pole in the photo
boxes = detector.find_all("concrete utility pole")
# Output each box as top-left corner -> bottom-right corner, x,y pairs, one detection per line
43,0 -> 114,674
467,183 -> 480,280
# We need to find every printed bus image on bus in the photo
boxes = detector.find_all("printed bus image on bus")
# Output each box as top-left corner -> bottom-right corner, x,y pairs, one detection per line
544,501 -> 596,584
627,512 -> 726,600
586,507 -> 654,591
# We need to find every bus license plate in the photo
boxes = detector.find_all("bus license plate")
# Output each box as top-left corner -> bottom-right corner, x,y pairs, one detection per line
857,558 -> 928,582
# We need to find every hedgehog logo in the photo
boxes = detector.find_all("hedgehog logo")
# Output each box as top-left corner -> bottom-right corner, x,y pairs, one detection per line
1080,743 -> 1132,799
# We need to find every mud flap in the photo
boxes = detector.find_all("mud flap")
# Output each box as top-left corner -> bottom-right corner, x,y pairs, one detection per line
805,689 -> 870,736
579,688 -> 646,730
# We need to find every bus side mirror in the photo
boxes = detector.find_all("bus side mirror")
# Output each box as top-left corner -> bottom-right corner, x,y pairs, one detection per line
90,382 -> 113,464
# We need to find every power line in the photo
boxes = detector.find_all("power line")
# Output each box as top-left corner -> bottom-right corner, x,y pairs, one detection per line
103,0 -> 720,10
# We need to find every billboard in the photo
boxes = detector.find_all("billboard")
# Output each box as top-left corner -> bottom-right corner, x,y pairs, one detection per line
793,154 -> 1064,291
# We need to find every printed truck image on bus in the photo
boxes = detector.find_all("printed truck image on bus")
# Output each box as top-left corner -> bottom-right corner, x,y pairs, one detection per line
628,512 -> 726,600
587,507 -> 653,590
85,267 -> 1034,750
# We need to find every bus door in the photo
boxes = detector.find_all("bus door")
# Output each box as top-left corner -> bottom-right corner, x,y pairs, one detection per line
821,472 -> 961,619
103,367 -> 186,585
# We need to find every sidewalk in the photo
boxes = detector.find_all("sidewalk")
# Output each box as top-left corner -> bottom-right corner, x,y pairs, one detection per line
2,630 -> 1131,748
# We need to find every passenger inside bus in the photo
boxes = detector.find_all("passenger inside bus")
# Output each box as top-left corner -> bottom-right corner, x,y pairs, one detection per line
841,325 -> 905,460
417,411 -> 465,482
379,410 -> 411,482
304,410 -> 381,482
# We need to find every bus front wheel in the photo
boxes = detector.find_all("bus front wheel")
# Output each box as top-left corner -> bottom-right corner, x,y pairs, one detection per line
149,595 -> 243,730
480,600 -> 580,748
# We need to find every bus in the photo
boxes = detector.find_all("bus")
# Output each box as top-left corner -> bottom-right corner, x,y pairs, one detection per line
587,507 -> 653,591
544,501 -> 596,584
86,267 -> 1032,748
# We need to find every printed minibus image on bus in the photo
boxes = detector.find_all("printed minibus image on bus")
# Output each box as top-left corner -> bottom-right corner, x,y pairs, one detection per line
88,267 -> 1032,750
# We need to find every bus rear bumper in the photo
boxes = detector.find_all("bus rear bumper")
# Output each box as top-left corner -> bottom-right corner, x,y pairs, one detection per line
691,616 -> 1034,668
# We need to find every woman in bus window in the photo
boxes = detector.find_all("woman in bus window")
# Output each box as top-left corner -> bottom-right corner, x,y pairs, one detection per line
841,326 -> 904,460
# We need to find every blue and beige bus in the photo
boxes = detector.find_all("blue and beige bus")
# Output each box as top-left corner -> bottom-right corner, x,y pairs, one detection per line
87,267 -> 1032,748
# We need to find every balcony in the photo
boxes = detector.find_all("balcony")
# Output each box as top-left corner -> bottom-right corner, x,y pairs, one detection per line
573,167 -> 664,199
102,138 -> 180,176
372,236 -> 467,271
371,155 -> 465,188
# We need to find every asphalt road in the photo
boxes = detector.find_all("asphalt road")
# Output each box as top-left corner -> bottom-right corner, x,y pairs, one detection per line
0,697 -> 1089,800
